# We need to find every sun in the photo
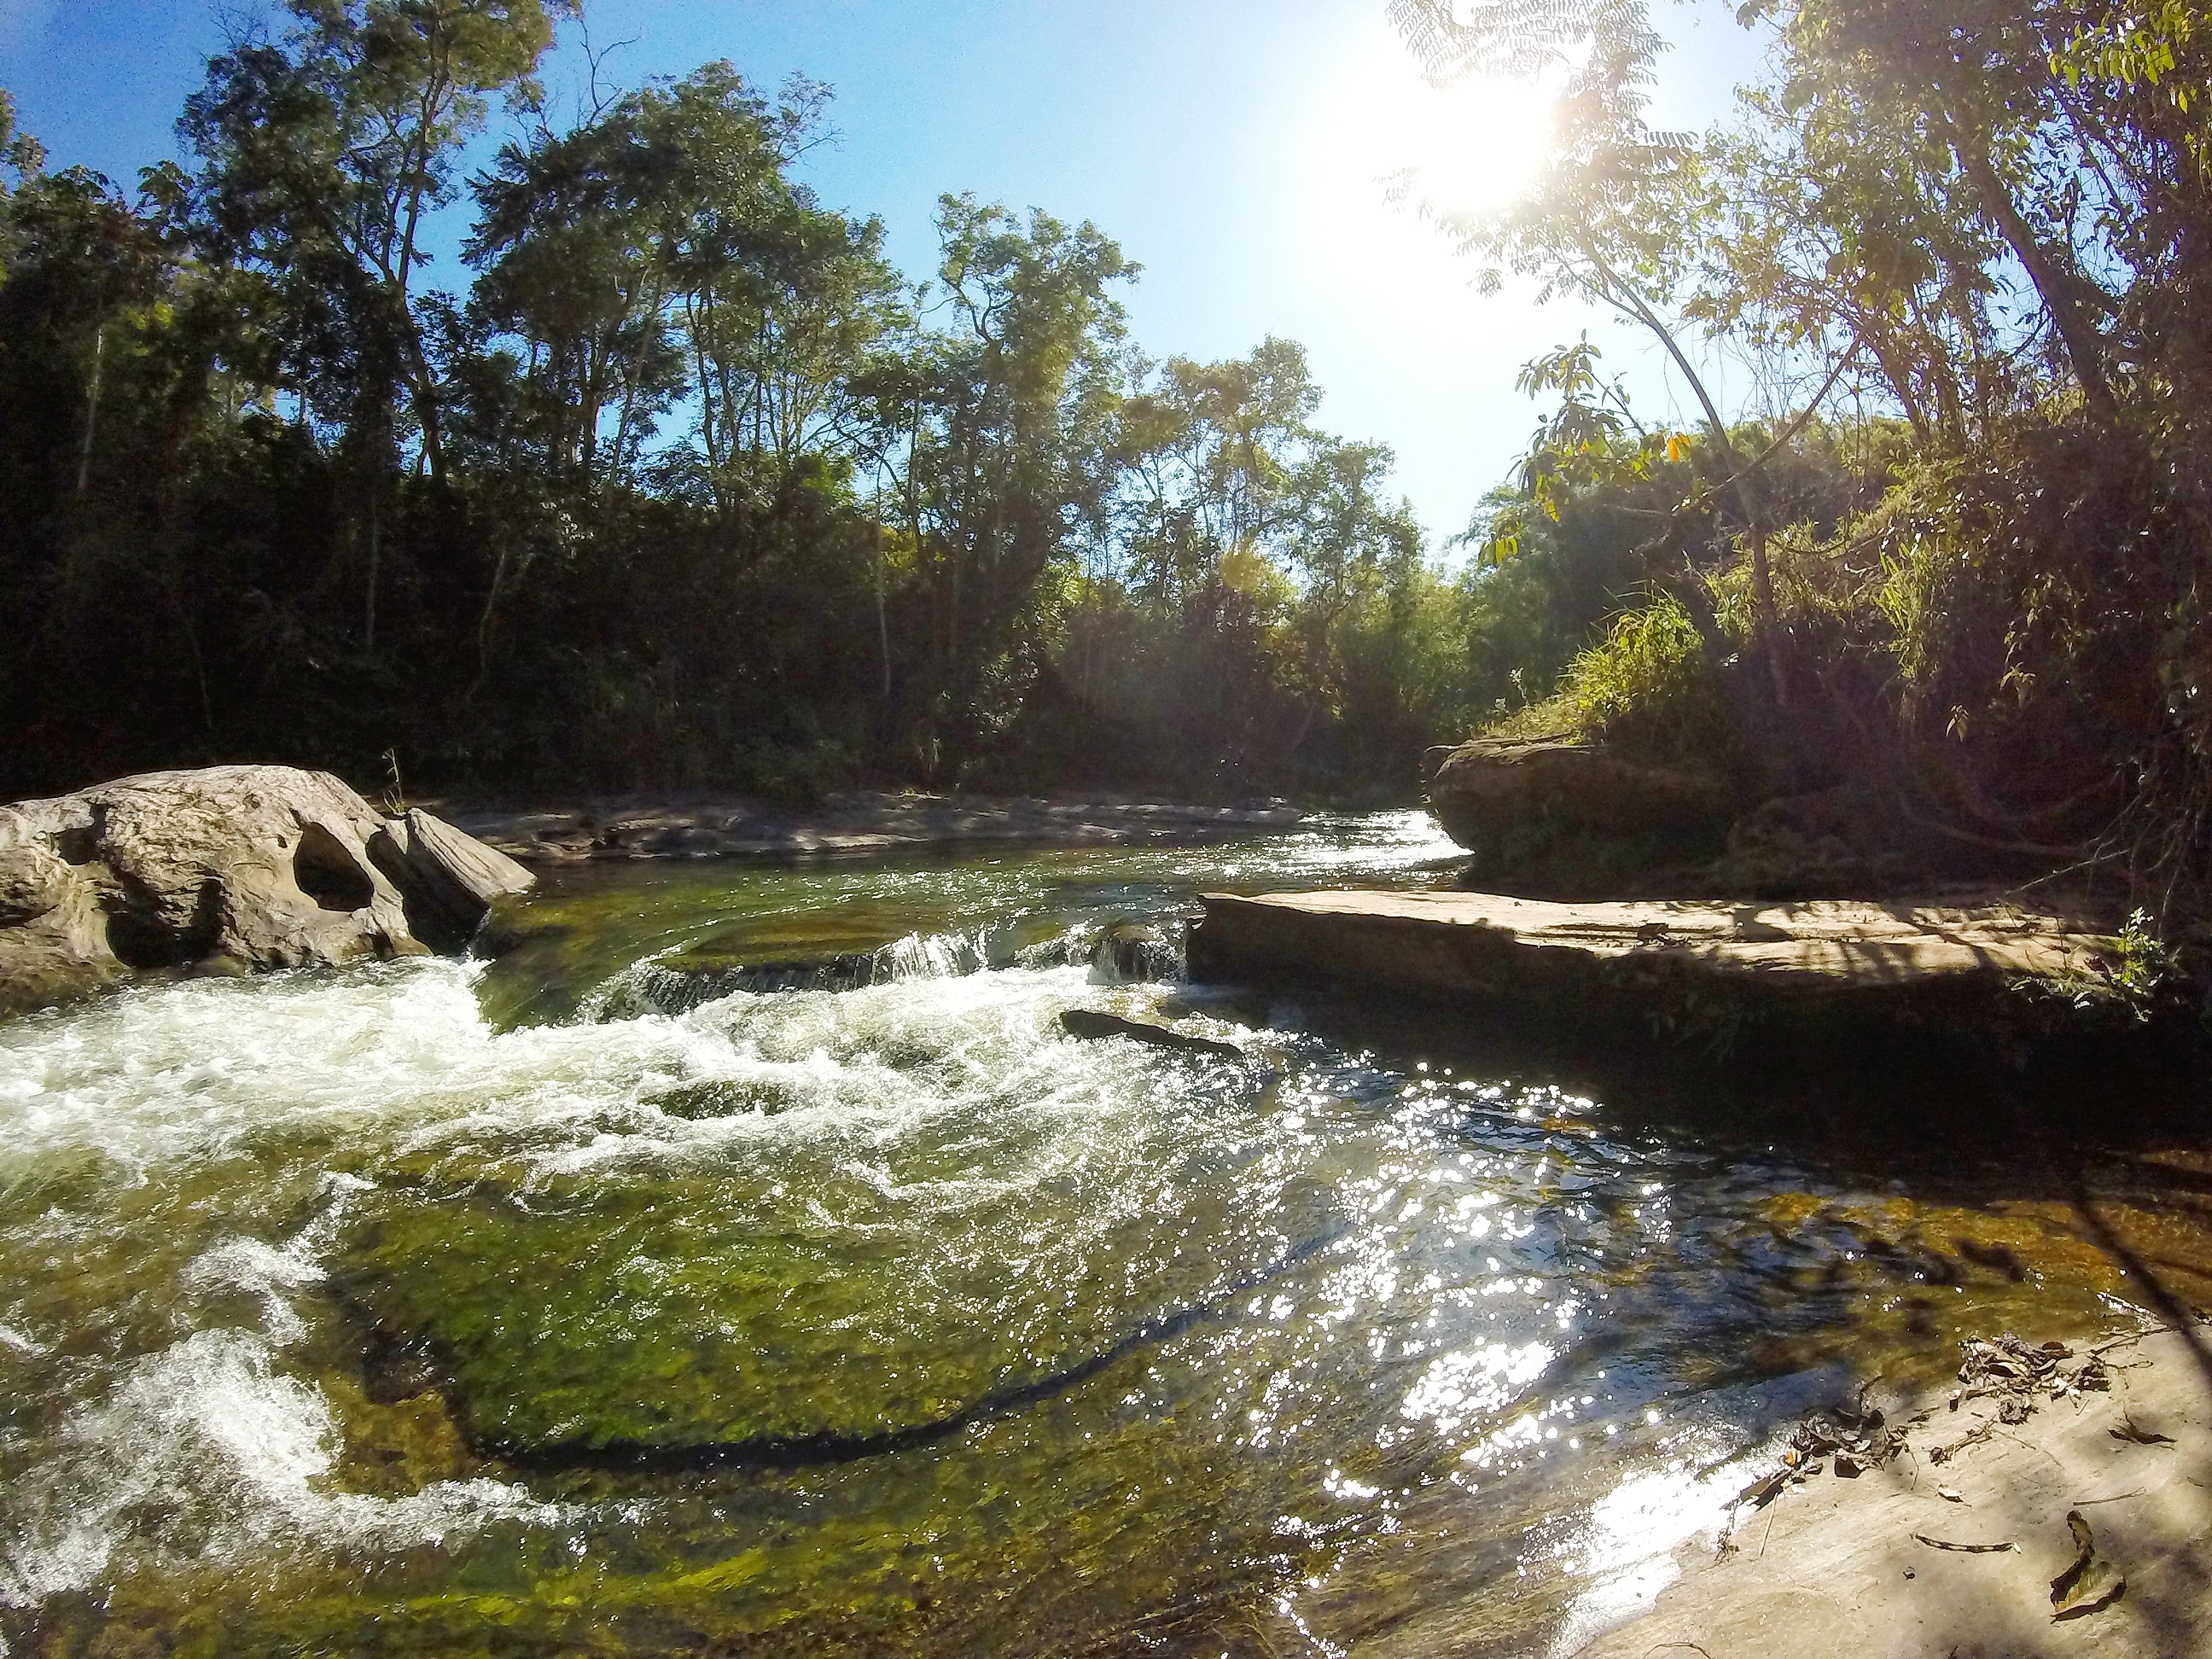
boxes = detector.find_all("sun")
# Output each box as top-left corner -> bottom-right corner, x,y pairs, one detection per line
1316,32 -> 1557,224
1400,74 -> 1556,220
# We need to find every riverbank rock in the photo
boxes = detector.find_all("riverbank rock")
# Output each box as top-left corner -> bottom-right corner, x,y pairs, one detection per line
1188,888 -> 2124,1056
0,765 -> 533,1015
1426,734 -> 1731,894
1575,1325 -> 2212,1659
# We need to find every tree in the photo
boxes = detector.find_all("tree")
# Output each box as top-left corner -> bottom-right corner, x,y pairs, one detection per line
890,195 -> 1135,769
1392,0 -> 1819,706
181,0 -> 573,651
468,62 -> 899,509
0,29 -> 1471,807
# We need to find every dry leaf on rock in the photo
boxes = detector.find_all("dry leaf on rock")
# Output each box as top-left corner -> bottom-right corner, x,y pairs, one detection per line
2051,1509 -> 2126,1619
2108,1413 -> 2174,1446
1737,1469 -> 1788,1508
1912,1534 -> 2017,1553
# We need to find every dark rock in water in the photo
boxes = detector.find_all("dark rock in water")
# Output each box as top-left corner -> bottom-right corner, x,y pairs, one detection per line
1058,1008 -> 1243,1058
0,765 -> 533,1015
1426,733 -> 1730,895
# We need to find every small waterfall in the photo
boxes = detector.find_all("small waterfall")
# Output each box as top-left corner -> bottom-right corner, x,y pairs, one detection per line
870,928 -> 988,981
591,914 -> 1192,1019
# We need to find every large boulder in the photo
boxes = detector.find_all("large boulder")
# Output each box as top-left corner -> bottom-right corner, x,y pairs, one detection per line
0,765 -> 533,1015
1426,733 -> 1731,894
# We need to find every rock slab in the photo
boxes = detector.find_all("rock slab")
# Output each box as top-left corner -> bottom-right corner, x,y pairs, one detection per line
1573,1327 -> 2212,1659
0,765 -> 533,1015
1188,888 -> 2118,1043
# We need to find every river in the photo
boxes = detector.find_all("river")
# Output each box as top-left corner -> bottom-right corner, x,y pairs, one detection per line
0,812 -> 2178,1656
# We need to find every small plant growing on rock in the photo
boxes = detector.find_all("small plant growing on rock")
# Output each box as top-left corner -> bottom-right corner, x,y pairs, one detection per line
2011,908 -> 2177,1025
1563,592 -> 1736,765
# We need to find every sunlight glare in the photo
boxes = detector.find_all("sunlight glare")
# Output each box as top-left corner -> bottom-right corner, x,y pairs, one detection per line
1318,37 -> 1555,224
1401,77 -> 1554,221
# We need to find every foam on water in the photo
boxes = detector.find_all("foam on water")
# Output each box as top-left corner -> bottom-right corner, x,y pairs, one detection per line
0,942 -> 1268,1619
1,1326 -> 565,1608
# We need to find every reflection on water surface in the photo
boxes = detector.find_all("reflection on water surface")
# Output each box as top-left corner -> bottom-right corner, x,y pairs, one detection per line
0,812 -> 2197,1656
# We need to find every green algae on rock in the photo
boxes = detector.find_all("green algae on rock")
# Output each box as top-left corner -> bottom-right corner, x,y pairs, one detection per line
336,1155 -> 1289,1457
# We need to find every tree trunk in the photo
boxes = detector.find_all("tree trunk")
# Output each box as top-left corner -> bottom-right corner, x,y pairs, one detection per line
365,481 -> 381,655
1949,134 -> 2117,420
74,326 -> 105,501
1582,242 -> 1791,709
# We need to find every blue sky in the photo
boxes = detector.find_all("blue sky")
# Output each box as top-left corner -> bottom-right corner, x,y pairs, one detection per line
0,0 -> 1768,544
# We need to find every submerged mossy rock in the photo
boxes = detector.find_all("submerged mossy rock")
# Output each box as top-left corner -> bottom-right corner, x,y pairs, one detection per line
604,912 -> 950,1015
1426,734 -> 1731,895
0,765 -> 534,1014
338,1171 -> 1236,1458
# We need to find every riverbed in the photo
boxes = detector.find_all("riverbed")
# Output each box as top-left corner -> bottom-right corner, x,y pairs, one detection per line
0,812 -> 2198,1656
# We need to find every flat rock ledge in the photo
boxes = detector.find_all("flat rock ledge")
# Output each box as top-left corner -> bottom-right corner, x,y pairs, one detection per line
1187,888 -> 2121,1047
1,765 -> 533,1016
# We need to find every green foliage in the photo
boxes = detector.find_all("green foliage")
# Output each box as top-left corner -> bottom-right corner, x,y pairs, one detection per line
0,28 -> 1476,805
1400,0 -> 2212,915
2111,906 -> 2174,999
1562,591 -> 1735,761
2012,907 -> 2177,1024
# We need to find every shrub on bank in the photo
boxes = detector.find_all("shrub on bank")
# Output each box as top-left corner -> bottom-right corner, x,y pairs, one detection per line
1560,591 -> 1738,769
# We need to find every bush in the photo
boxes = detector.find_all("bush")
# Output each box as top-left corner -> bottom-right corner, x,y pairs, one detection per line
1562,591 -> 1737,765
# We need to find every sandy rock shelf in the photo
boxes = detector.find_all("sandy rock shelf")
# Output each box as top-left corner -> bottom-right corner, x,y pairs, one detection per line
1577,1328 -> 2212,1659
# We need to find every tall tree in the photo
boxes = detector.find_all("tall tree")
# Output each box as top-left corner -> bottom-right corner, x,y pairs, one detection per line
893,195 -> 1134,766
181,0 -> 573,650
1393,0 -> 1807,705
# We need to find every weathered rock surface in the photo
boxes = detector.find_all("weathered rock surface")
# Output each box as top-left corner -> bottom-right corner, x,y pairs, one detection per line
1426,734 -> 1731,893
375,806 -> 537,951
1188,888 -> 2120,1046
0,765 -> 533,1015
1574,1325 -> 2212,1659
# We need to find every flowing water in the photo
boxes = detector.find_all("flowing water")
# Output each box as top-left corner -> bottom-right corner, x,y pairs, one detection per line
0,812 -> 2196,1657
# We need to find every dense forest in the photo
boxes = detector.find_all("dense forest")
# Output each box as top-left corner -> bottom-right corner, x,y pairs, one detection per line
1395,0 -> 2212,922
0,3 -> 1470,806
6,0 -> 2212,917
